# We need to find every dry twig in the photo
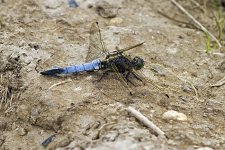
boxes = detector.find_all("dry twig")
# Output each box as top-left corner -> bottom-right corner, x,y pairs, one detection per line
98,122 -> 117,137
127,106 -> 165,136
190,0 -> 200,7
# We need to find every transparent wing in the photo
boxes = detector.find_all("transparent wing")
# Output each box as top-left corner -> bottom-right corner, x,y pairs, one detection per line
132,67 -> 165,92
111,63 -> 133,93
86,22 -> 109,62
109,42 -> 145,58
131,69 -> 147,85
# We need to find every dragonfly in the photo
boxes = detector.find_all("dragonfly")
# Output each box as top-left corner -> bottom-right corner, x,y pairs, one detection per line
40,22 -> 146,91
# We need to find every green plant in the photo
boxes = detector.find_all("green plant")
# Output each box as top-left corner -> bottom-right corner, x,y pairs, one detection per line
204,32 -> 217,53
203,0 -> 225,53
215,10 -> 225,41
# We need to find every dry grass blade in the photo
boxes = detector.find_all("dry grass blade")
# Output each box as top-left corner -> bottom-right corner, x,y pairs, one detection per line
210,76 -> 225,87
7,93 -> 13,108
0,86 -> 7,109
48,78 -> 72,90
171,0 -> 222,49
0,73 -> 18,110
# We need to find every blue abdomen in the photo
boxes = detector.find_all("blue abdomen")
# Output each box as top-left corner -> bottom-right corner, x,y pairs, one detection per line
40,59 -> 101,76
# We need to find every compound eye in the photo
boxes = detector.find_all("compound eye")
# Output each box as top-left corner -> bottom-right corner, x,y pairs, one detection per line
132,56 -> 144,70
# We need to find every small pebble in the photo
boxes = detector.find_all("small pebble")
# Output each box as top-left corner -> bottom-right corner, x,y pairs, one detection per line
110,17 -> 123,24
27,68 -> 33,72
44,0 -> 62,9
167,47 -> 177,54
95,1 -> 118,18
206,99 -> 223,106
181,83 -> 194,93
162,110 -> 187,121
216,60 -> 225,71
18,40 -> 26,47
103,131 -> 118,142
16,127 -> 27,136
168,139 -> 176,146
92,101 -> 99,105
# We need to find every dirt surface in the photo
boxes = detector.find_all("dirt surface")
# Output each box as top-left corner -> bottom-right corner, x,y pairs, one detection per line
0,0 -> 225,149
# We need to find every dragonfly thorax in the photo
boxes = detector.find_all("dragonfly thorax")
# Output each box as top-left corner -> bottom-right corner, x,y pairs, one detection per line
101,55 -> 144,74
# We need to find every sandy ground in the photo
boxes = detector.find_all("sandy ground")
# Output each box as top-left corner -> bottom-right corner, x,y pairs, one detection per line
0,0 -> 225,149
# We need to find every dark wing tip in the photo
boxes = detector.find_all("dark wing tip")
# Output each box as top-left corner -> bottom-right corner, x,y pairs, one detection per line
40,68 -> 64,76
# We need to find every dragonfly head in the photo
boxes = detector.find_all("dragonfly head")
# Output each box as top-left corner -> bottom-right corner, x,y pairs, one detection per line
132,56 -> 144,70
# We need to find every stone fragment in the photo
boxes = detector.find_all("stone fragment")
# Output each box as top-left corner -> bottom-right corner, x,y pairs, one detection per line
16,127 -> 27,136
162,110 -> 187,121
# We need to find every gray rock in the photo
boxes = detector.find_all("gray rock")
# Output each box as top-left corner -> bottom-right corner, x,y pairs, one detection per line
206,99 -> 223,106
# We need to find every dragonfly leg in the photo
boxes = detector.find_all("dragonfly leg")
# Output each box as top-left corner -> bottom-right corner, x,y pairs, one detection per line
125,71 -> 130,80
124,71 -> 135,86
